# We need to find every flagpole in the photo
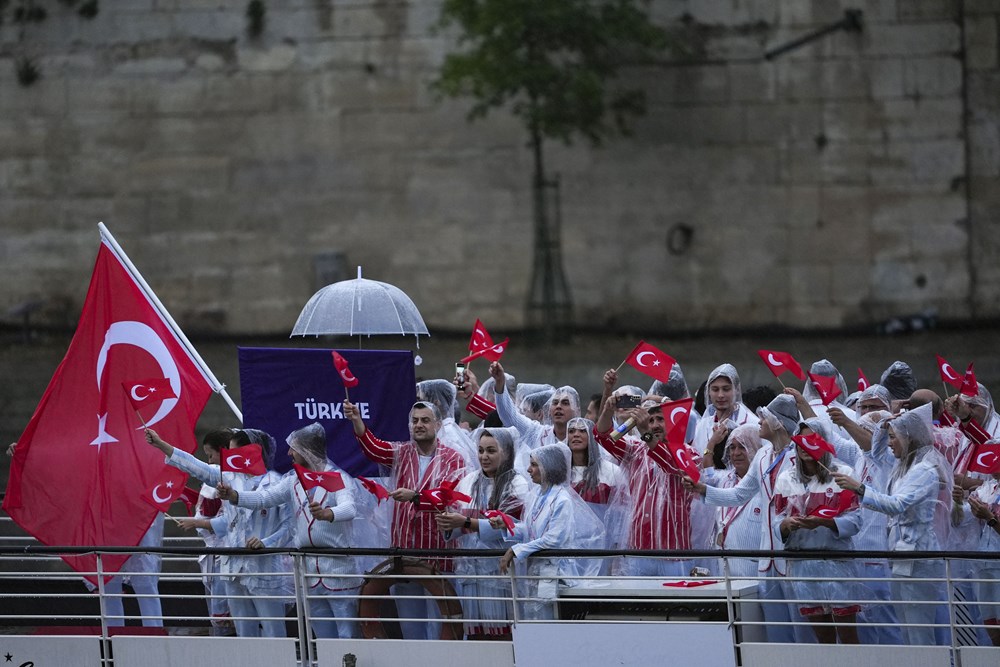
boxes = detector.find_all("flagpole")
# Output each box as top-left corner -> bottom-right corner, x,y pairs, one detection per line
98,222 -> 243,422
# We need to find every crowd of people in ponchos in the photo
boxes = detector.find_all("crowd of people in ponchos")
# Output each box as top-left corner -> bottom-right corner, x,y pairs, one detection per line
106,356 -> 1000,646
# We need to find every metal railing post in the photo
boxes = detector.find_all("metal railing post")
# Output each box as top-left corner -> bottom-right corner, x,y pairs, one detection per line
292,553 -> 313,667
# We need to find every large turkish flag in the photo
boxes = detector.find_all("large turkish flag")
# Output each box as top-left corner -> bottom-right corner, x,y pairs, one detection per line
3,242 -> 212,583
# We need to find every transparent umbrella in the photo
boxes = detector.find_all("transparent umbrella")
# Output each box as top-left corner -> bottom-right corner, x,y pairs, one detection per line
290,267 -> 430,346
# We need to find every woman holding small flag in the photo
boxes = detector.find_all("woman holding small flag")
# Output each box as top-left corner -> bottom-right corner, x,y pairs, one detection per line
493,443 -> 605,620
215,423 -> 363,639
434,427 -> 529,639
774,418 -> 864,644
834,405 -> 953,646
957,442 -> 1000,646
145,427 -> 293,638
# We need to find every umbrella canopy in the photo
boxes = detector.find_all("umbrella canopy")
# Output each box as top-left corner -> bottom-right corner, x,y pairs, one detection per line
290,267 -> 430,342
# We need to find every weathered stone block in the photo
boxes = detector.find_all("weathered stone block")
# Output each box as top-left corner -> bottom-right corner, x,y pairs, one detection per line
870,139 -> 964,184
903,56 -> 963,97
965,15 -> 999,70
729,62 -> 776,102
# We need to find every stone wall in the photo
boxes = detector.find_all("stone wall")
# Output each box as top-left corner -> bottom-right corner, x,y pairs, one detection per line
0,0 -> 996,335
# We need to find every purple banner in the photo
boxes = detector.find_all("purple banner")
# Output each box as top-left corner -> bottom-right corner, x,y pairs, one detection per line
238,347 -> 416,477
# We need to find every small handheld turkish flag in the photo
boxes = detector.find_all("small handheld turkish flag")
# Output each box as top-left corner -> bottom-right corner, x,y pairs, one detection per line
481,509 -> 515,535
792,433 -> 837,459
968,442 -> 1000,474
122,378 -> 177,413
293,463 -> 345,492
936,354 -> 964,391
806,489 -> 858,519
140,466 -> 191,513
857,368 -> 870,392
418,479 -> 472,510
666,439 -> 700,484
332,351 -> 360,389
757,350 -> 806,381
461,338 -> 509,364
220,443 -> 267,476
465,318 -> 507,363
960,363 -> 979,398
178,486 -> 200,516
624,341 -> 675,383
808,373 -> 842,406
662,398 -> 694,447
357,476 -> 390,504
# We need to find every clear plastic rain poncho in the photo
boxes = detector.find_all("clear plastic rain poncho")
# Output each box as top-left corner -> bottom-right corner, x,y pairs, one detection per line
518,388 -> 555,423
416,379 -> 476,465
965,381 -> 996,426
235,428 -> 277,470
514,382 -> 555,409
802,359 -> 850,405
506,443 -> 606,619
477,372 -> 516,405
884,404 -> 954,550
648,363 -> 691,401
285,423 -> 386,570
705,363 -> 744,413
879,360 -> 918,402
545,386 -> 581,426
286,422 -> 327,470
723,423 -> 763,469
858,384 -> 893,412
451,427 -> 530,637
774,417 -> 864,620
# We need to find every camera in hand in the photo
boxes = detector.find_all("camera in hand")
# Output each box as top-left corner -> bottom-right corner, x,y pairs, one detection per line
616,394 -> 641,409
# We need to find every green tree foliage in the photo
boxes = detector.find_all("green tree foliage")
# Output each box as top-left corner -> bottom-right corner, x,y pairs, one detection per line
433,1 -> 669,334
433,0 -> 668,146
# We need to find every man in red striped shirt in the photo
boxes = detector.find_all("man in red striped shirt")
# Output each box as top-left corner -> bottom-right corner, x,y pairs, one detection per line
594,369 -> 694,577
344,399 -> 466,640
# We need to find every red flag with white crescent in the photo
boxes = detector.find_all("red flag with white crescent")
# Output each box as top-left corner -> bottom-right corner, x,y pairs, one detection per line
357,476 -> 390,504
122,377 -> 177,414
331,351 -> 360,388
2,241 -> 212,584
665,438 -> 700,484
935,354 -> 964,390
481,509 -> 515,535
806,489 -> 858,519
460,338 -> 509,364
624,341 -> 675,383
967,442 -> 1000,474
856,368 -> 869,392
293,463 -> 345,492
960,363 -> 979,398
793,433 -> 837,459
662,398 -> 694,447
468,318 -> 494,353
757,350 -> 806,381
808,373 -> 842,406
140,466 -> 191,513
220,443 -> 267,476
418,479 -> 472,510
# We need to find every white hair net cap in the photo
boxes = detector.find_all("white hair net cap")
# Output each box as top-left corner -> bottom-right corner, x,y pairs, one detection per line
756,394 -> 800,437
286,422 -> 328,470
648,363 -> 691,401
